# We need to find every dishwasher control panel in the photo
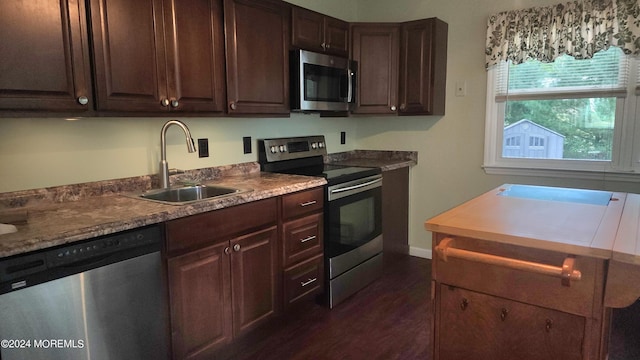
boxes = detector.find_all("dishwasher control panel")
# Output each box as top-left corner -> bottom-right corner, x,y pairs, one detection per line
0,225 -> 161,292
46,226 -> 160,267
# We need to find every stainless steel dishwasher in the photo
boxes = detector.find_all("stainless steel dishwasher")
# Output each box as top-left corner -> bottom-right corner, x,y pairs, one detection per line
0,225 -> 169,360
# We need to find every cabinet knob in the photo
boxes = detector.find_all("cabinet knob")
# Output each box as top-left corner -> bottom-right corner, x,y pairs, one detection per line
460,298 -> 468,310
391,105 -> 397,111
170,99 -> 179,108
233,244 -> 241,252
321,42 -> 326,50
224,247 -> 230,255
400,104 -> 406,110
77,96 -> 89,105
229,102 -> 237,110
161,99 -> 170,107
500,308 -> 509,321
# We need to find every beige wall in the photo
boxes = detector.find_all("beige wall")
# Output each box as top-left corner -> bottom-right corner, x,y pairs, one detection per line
1,0 -> 638,256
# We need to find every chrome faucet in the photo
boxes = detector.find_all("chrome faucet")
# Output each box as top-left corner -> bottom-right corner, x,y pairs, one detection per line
159,120 -> 197,188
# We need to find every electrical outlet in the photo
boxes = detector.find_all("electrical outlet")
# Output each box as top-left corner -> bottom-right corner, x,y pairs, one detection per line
340,131 -> 346,145
243,136 -> 252,154
198,139 -> 209,158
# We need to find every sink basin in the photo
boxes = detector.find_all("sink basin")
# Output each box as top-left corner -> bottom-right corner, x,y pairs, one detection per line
138,185 -> 247,204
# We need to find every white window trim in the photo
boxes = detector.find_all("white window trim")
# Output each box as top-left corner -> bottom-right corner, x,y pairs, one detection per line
483,56 -> 640,182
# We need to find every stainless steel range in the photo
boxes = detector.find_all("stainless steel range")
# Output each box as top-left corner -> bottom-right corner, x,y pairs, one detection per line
259,136 -> 383,308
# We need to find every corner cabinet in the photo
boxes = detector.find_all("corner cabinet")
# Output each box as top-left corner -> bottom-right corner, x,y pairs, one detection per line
0,0 -> 93,112
166,198 -> 279,360
89,0 -> 226,113
224,0 -> 290,115
351,18 -> 448,116
398,18 -> 448,116
291,6 -> 349,57
351,23 -> 400,115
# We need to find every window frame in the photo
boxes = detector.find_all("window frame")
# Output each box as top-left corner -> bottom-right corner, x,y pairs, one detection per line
483,53 -> 640,181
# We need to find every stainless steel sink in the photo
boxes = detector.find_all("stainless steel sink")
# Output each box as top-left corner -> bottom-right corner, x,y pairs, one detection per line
138,185 -> 248,204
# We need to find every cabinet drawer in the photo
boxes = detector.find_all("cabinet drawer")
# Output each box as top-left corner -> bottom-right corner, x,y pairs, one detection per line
432,235 -> 605,317
283,213 -> 323,267
284,254 -> 324,308
437,285 -> 585,360
166,198 -> 277,254
282,187 -> 324,220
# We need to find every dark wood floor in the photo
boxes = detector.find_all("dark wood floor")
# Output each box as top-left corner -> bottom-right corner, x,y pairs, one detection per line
224,254 -> 430,360
219,254 -> 640,360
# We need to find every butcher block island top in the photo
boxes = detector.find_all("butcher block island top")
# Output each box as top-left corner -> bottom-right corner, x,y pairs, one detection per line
425,184 -> 626,259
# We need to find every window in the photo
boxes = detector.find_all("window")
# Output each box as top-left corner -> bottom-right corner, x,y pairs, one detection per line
484,47 -> 640,178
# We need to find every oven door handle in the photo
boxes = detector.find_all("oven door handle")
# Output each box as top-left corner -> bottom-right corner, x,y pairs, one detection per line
330,178 -> 382,195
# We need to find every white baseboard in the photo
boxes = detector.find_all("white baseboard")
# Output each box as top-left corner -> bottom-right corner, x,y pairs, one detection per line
409,246 -> 432,259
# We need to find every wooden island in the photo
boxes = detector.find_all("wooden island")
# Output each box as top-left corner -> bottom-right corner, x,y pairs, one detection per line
425,184 -> 640,360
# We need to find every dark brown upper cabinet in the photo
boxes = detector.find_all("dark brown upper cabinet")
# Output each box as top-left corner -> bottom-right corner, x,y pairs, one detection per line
89,0 -> 226,113
224,0 -> 290,115
0,0 -> 93,112
291,6 -> 349,57
351,24 -> 400,115
351,18 -> 447,116
398,18 -> 448,116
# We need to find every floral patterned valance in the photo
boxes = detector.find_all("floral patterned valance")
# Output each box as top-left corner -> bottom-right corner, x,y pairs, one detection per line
485,0 -> 640,69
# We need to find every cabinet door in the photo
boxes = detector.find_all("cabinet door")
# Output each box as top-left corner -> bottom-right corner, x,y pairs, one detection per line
324,17 -> 349,57
291,6 -> 325,53
168,242 -> 232,360
437,285 -> 585,360
398,18 -> 447,116
0,0 -> 92,112
351,24 -> 399,114
230,226 -> 279,337
163,0 -> 226,112
90,0 -> 169,112
224,0 -> 290,115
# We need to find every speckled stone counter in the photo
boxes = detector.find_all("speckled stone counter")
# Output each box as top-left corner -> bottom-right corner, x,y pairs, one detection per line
0,162 -> 325,259
326,150 -> 417,171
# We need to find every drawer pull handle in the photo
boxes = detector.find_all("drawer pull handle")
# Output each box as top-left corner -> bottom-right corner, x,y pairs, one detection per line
300,235 -> 316,243
299,201 -> 317,207
301,278 -> 317,287
435,238 -> 582,287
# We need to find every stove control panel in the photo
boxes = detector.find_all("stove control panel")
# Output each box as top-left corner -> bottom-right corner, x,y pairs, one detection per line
258,135 -> 327,163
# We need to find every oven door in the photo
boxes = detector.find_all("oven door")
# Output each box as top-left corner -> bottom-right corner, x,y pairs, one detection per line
326,175 -> 382,279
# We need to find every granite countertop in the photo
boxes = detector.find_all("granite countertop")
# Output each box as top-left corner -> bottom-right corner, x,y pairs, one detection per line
0,165 -> 325,259
326,150 -> 417,171
0,151 -> 417,259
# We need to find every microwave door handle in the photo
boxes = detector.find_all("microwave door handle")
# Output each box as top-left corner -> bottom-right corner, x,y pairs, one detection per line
347,68 -> 354,102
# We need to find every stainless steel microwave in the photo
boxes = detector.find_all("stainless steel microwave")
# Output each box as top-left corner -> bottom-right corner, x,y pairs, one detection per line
290,49 -> 356,112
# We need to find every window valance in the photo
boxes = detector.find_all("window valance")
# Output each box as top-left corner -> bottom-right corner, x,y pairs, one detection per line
485,0 -> 640,69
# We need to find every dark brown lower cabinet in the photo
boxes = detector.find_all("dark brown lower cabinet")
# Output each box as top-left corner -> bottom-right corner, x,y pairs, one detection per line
382,167 -> 409,254
166,199 -> 279,360
230,227 -> 279,337
168,242 -> 232,360
168,226 -> 278,360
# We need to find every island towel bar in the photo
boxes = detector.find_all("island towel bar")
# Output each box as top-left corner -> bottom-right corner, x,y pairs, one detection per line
435,238 -> 582,287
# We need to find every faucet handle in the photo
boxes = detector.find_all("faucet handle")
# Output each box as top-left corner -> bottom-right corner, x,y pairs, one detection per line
168,168 -> 185,175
